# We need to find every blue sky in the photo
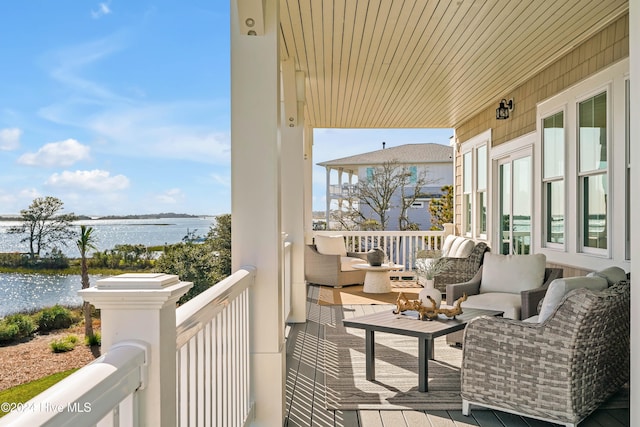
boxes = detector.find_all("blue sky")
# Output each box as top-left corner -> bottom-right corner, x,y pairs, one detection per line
0,2 -> 451,216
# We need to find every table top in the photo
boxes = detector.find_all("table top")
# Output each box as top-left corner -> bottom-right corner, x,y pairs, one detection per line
342,307 -> 503,339
352,263 -> 404,272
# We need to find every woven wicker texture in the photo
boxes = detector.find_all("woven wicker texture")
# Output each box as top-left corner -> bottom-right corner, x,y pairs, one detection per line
460,281 -> 630,426
432,242 -> 489,293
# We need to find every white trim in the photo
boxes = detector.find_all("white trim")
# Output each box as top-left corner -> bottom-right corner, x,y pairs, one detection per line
460,129 -> 492,241
491,137 -> 534,255
535,58 -> 629,271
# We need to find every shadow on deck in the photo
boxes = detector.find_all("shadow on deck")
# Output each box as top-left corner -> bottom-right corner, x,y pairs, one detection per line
284,285 -> 630,427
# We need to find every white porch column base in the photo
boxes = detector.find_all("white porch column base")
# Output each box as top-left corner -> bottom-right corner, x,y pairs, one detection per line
79,273 -> 192,427
251,351 -> 285,426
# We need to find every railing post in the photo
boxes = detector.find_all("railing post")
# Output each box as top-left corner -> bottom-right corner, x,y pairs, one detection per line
80,273 -> 192,427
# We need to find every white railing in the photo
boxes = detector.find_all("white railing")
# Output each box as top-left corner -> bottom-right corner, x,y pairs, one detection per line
175,267 -> 255,427
1,270 -> 256,427
313,230 -> 447,272
0,342 -> 147,427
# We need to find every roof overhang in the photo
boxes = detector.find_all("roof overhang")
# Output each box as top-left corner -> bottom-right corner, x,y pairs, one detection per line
279,0 -> 628,129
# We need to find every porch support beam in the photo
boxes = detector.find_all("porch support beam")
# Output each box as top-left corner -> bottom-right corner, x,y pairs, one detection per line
629,0 -> 639,421
231,0 -> 284,425
304,126 -> 314,244
281,62 -> 306,323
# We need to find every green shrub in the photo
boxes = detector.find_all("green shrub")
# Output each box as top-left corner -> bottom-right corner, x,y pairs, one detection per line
0,322 -> 19,344
85,332 -> 101,346
4,314 -> 35,339
37,305 -> 75,332
49,335 -> 78,353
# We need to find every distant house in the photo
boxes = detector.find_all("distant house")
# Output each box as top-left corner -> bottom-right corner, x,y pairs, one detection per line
318,143 -> 453,230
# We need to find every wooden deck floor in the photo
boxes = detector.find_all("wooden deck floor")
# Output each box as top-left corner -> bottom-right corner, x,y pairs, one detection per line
284,285 -> 630,427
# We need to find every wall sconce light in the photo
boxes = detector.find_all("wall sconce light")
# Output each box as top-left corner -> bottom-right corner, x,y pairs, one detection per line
496,98 -> 514,120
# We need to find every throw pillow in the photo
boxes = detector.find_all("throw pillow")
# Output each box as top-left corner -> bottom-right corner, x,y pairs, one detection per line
586,266 -> 627,286
315,235 -> 347,256
480,253 -> 546,294
538,276 -> 608,322
440,234 -> 457,257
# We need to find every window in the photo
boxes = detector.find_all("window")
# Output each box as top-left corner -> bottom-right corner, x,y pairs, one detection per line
578,92 -> 607,251
409,166 -> 417,184
542,111 -> 565,245
462,151 -> 472,235
625,79 -> 630,260
366,167 -> 374,181
476,145 -> 487,237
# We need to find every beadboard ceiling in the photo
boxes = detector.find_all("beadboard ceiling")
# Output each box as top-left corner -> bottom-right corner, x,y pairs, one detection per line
279,0 -> 628,129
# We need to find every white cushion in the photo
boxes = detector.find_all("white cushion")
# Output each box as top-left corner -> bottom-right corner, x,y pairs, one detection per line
451,239 -> 475,258
440,235 -> 457,257
538,276 -> 608,322
340,256 -> 364,271
315,235 -> 347,256
480,253 -> 546,294
523,315 -> 539,323
441,235 -> 475,258
462,292 -> 523,319
586,266 -> 627,286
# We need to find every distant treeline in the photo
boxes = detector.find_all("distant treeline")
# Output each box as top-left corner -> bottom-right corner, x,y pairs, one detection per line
0,212 -> 205,221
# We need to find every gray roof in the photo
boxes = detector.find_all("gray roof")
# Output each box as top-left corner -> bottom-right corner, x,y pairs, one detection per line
317,143 -> 452,168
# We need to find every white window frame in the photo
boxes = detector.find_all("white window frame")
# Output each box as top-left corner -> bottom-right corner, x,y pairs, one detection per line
577,89 -> 609,255
541,107 -> 567,250
535,59 -> 629,270
460,129 -> 491,241
490,133 -> 535,255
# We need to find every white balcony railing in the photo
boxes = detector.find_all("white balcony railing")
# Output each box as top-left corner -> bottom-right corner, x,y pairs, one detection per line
0,342 -> 147,426
175,268 -> 255,427
0,269 -> 256,427
313,230 -> 447,273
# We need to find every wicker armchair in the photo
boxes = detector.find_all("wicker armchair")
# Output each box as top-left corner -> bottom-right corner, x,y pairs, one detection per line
304,244 -> 368,288
461,281 -> 630,427
416,240 -> 489,293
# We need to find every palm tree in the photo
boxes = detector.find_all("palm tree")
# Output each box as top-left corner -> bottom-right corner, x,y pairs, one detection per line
77,225 -> 98,339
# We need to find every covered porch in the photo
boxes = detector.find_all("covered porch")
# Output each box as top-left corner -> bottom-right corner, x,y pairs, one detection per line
0,0 -> 637,425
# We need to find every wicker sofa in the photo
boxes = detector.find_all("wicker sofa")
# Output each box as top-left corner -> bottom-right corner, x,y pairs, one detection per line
415,235 -> 489,293
460,280 -> 630,427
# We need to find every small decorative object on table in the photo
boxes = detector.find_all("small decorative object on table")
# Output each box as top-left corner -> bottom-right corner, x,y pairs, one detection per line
366,247 -> 386,266
393,292 -> 467,320
414,250 -> 453,288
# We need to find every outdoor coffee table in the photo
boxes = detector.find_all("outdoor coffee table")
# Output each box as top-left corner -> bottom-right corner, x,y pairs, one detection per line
352,263 -> 404,293
342,307 -> 503,392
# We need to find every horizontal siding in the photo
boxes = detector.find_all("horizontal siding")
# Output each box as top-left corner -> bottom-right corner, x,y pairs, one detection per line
455,13 -> 629,147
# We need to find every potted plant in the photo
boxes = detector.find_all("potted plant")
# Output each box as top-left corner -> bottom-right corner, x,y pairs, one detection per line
414,251 -> 452,289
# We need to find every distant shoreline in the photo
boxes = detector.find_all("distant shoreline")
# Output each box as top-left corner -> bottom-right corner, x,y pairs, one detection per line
0,213 -> 211,221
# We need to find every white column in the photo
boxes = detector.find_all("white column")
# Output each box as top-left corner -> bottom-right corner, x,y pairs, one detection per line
231,0 -> 285,425
281,62 -> 307,323
79,273 -> 192,427
304,126 -> 314,244
629,1 -> 639,421
325,166 -> 331,227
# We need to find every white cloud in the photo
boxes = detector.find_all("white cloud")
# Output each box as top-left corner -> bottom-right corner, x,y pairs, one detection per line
91,2 -> 112,19
0,128 -> 21,151
18,139 -> 90,167
211,173 -> 230,187
45,169 -> 129,191
155,188 -> 185,204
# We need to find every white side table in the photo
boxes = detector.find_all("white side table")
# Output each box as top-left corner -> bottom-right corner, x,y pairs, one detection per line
353,263 -> 404,293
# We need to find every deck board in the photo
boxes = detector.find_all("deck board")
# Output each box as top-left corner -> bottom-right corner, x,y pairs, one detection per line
284,285 -> 630,427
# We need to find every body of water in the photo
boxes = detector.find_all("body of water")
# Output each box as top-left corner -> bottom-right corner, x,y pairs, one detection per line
0,216 -> 216,257
0,216 -> 216,317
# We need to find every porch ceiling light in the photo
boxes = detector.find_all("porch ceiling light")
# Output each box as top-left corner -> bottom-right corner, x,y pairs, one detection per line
496,98 -> 514,120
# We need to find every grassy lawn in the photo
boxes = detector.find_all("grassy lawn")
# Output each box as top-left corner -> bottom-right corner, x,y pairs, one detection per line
0,369 -> 78,418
